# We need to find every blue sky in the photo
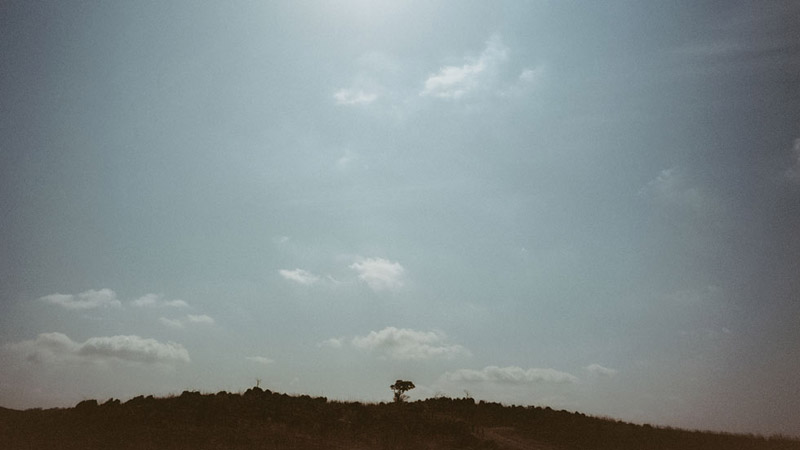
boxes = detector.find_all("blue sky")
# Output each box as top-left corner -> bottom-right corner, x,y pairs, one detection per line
1,0 -> 799,436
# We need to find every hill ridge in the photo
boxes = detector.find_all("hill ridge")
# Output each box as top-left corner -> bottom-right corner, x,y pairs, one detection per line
1,388 -> 798,449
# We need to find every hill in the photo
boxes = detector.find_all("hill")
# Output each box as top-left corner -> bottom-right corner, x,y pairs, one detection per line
1,388 -> 797,449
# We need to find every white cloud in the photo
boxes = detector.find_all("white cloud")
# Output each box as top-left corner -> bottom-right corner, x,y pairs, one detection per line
80,336 -> 190,363
279,268 -> 320,285
6,332 -> 190,365
6,332 -> 79,363
39,289 -> 121,310
421,35 -> 508,99
333,88 -> 378,105
159,314 -> 215,328
585,363 -> 618,377
131,293 -> 159,307
443,366 -> 578,384
349,257 -> 405,291
164,299 -> 189,308
351,326 -> 470,360
186,314 -> 215,325
784,138 -> 800,183
334,52 -> 399,107
245,356 -> 274,365
132,293 -> 189,308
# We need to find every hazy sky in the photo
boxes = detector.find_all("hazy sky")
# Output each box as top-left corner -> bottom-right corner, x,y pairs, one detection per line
1,0 -> 799,437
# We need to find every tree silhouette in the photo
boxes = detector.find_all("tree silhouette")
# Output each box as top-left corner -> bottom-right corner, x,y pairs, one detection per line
390,380 -> 415,403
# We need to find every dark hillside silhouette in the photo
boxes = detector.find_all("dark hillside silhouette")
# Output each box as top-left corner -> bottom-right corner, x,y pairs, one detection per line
0,388 -> 798,449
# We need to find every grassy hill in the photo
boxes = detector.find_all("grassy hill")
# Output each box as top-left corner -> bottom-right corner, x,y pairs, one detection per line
1,388 -> 798,449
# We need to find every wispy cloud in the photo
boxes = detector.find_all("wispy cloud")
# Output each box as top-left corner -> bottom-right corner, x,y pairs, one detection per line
334,52 -> 399,107
39,289 -> 121,310
333,88 -> 378,106
518,67 -> 541,84
421,35 -> 508,99
669,4 -> 800,77
639,167 -> 729,231
585,363 -> 618,377
350,326 -> 470,360
279,268 -> 320,285
349,257 -> 405,291
245,356 -> 274,365
6,332 -> 190,365
159,317 -> 185,329
318,337 -> 344,349
187,314 -> 215,325
640,167 -> 708,212
131,293 -> 189,308
499,66 -> 545,97
443,366 -> 578,384
159,314 -> 215,329
132,294 -> 161,307
335,149 -> 360,171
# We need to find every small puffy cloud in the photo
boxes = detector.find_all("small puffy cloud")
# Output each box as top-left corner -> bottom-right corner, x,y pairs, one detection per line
784,138 -> 800,183
132,293 -> 159,307
351,326 -> 470,360
39,289 -> 121,310
279,268 -> 320,285
246,356 -> 274,365
333,88 -> 378,106
422,65 -> 484,99
421,35 -> 508,99
349,257 -> 405,291
443,366 -> 578,384
6,332 -> 190,365
186,314 -> 215,325
132,293 -> 189,308
585,363 -> 618,377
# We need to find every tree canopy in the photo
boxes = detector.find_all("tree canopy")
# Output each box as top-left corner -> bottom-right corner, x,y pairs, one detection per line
390,380 -> 415,403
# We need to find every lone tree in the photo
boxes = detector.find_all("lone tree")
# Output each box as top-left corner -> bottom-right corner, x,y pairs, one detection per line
390,380 -> 415,403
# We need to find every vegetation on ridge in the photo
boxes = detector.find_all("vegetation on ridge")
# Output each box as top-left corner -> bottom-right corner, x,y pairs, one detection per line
1,388 -> 798,449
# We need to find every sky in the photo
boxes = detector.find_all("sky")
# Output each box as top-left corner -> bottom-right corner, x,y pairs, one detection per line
1,0 -> 799,437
